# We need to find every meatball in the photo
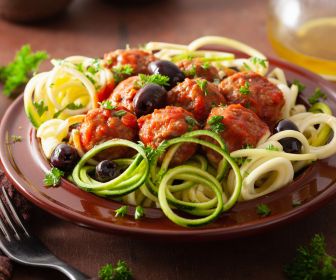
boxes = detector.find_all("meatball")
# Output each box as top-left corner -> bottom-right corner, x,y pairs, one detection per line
138,106 -> 199,165
79,107 -> 138,159
219,71 -> 285,127
177,59 -> 220,82
103,49 -> 157,75
109,76 -> 139,113
204,104 -> 270,166
167,78 -> 225,123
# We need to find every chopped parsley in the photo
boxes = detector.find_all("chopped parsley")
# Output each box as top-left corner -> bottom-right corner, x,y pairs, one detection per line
0,44 -> 48,96
266,144 -> 280,151
208,115 -> 225,133
292,79 -> 306,93
112,64 -> 134,83
250,57 -> 267,68
87,58 -> 101,75
284,234 -> 336,279
114,110 -> 127,118
114,205 -> 128,217
136,74 -> 169,88
98,260 -> 132,280
53,102 -> 84,118
99,100 -> 117,110
33,100 -> 48,117
196,79 -> 208,95
44,167 -> 64,187
242,62 -> 251,70
139,141 -> 168,163
134,206 -> 144,220
256,204 -> 271,217
185,116 -> 198,131
201,62 -> 210,70
183,65 -> 196,77
239,81 -> 250,95
308,88 -> 327,105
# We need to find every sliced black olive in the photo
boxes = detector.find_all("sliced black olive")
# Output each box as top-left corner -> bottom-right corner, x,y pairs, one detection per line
95,160 -> 120,182
133,83 -> 167,117
50,143 -> 79,172
274,119 -> 302,154
148,60 -> 185,89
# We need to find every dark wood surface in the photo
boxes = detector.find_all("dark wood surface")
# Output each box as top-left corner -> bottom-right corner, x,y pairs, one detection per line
1,0 -> 336,279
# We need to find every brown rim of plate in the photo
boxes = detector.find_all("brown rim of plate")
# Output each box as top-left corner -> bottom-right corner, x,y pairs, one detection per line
0,55 -> 336,242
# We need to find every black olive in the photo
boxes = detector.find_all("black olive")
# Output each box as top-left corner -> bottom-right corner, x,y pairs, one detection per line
274,119 -> 302,154
148,60 -> 185,89
95,160 -> 120,182
50,143 -> 79,172
133,83 -> 167,117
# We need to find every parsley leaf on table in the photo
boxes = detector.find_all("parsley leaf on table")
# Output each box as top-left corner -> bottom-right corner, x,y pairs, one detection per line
99,260 -> 132,280
44,167 -> 64,187
114,206 -> 128,217
0,44 -> 48,96
134,206 -> 144,220
284,234 -> 336,280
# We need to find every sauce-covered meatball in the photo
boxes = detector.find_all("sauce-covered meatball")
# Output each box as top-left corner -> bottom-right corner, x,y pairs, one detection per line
109,76 -> 139,113
167,78 -> 225,122
138,106 -> 199,165
103,49 -> 156,75
219,71 -> 285,127
177,59 -> 220,82
204,104 -> 270,166
79,107 -> 138,159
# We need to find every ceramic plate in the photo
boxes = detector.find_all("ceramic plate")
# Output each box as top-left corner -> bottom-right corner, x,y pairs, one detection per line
1,57 -> 336,241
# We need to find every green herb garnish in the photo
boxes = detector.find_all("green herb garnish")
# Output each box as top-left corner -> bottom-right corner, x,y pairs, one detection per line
114,110 -> 127,118
0,45 -> 48,96
135,206 -> 144,220
256,204 -> 271,217
53,102 -> 84,118
308,88 -> 327,105
266,144 -> 280,151
112,64 -> 134,83
185,116 -> 198,131
292,79 -> 306,93
196,79 -> 208,95
201,62 -> 210,70
139,141 -> 168,163
44,167 -> 64,187
136,74 -> 169,88
284,234 -> 336,279
87,59 -> 101,75
242,62 -> 251,70
208,115 -> 225,133
250,57 -> 267,68
99,100 -> 117,110
33,100 -> 48,117
183,64 -> 196,77
239,81 -> 250,95
114,206 -> 128,217
98,260 -> 132,280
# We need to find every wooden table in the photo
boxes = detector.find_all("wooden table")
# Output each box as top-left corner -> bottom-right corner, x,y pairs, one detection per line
1,0 -> 336,279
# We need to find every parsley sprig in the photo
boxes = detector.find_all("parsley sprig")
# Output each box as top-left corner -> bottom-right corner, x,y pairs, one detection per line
112,64 -> 134,83
99,260 -> 132,280
99,100 -> 117,110
292,79 -> 306,93
308,88 -> 327,105
135,206 -> 144,220
136,74 -> 169,88
33,100 -> 48,117
250,57 -> 267,68
44,167 -> 64,187
196,79 -> 208,95
208,115 -> 225,134
239,81 -> 250,95
138,141 -> 168,163
284,234 -> 336,279
53,102 -> 84,118
114,206 -> 128,217
256,204 -> 271,217
0,45 -> 48,96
